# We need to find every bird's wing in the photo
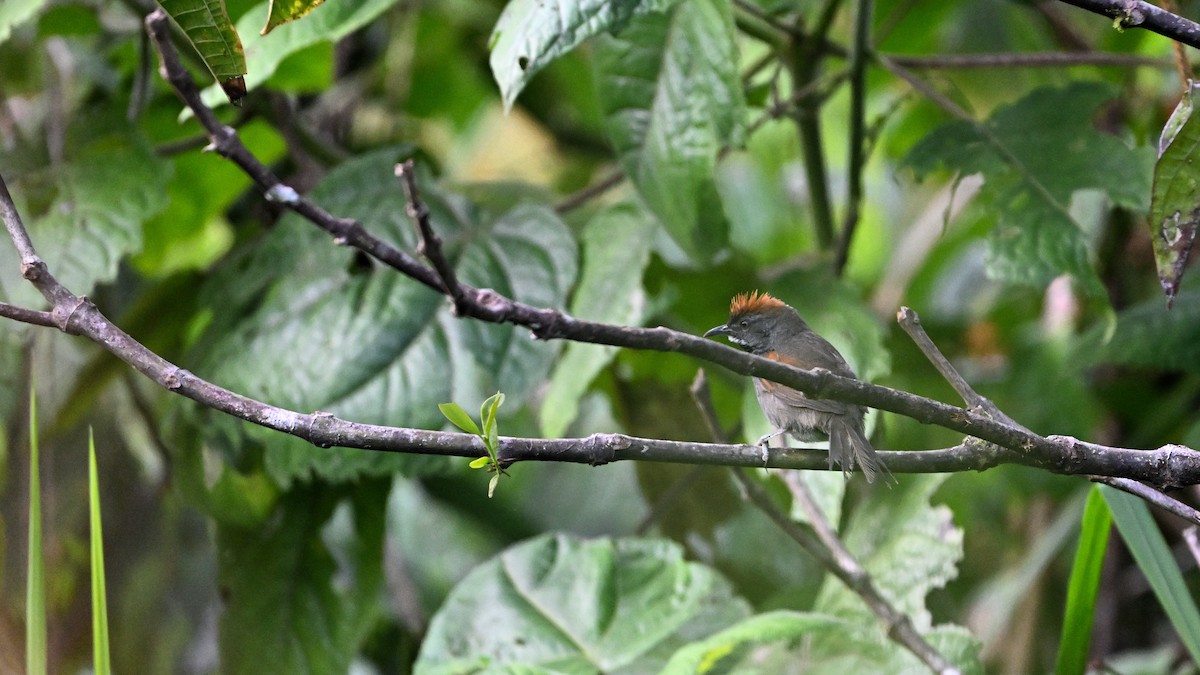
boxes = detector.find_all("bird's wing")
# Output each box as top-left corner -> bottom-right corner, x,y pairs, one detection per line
756,350 -> 851,415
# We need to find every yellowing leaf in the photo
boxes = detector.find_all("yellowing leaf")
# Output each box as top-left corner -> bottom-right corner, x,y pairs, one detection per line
262,0 -> 326,35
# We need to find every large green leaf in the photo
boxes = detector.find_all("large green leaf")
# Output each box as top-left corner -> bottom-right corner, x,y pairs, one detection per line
1080,286 -> 1200,374
0,135 -> 171,309
218,480 -> 388,675
540,203 -> 655,437
198,0 -> 402,108
1148,82 -> 1200,305
1101,485 -> 1200,664
593,0 -> 744,262
414,534 -> 751,673
798,474 -> 982,673
904,82 -> 1154,293
186,150 -> 577,484
488,0 -> 683,109
158,0 -> 247,104
0,0 -> 46,45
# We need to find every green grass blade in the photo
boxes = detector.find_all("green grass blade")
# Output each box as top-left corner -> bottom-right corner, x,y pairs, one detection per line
1101,485 -> 1200,664
89,428 -> 112,675
1055,486 -> 1112,675
26,385 -> 46,675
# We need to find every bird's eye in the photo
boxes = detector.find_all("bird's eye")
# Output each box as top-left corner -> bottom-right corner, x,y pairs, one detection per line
739,320 -> 748,328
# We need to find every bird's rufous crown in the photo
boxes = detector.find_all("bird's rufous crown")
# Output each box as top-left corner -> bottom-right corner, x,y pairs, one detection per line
730,290 -> 787,316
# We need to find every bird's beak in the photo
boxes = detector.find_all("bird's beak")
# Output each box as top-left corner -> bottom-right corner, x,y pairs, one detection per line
704,324 -> 731,338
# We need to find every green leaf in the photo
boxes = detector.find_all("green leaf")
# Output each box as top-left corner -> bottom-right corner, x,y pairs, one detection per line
903,82 -> 1154,293
198,0 -> 402,109
468,456 -> 490,469
1101,485 -> 1200,664
26,387 -> 45,675
439,402 -> 481,436
0,0 -> 47,45
540,204 -> 655,437
261,0 -> 325,35
480,391 -> 504,439
1080,286 -> 1200,374
135,120 -> 284,276
415,534 -> 751,672
487,473 -> 499,498
488,0 -> 683,109
1149,82 -> 1200,305
88,429 -> 112,675
218,480 -> 388,675
0,135 -> 171,309
804,474 -> 982,672
186,150 -> 577,484
158,0 -> 247,104
660,611 -> 852,673
593,0 -> 744,261
1055,486 -> 1111,675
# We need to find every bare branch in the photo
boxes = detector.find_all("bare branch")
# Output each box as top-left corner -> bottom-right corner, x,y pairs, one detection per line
0,301 -> 57,329
122,8 -> 1200,487
886,51 -> 1168,69
1090,475 -> 1200,527
395,159 -> 465,311
897,306 -> 1027,431
1055,0 -> 1200,50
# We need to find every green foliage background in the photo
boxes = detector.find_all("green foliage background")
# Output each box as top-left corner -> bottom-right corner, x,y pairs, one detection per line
1,0 -> 1198,672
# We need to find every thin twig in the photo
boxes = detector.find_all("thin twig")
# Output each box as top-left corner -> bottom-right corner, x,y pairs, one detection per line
1091,475 -> 1200,526
833,0 -> 873,276
144,10 -> 444,293
732,469 -> 961,674
689,369 -> 730,444
896,307 -> 1025,429
554,168 -> 625,214
395,160 -> 465,311
878,55 -> 1079,229
887,51 -> 1168,69
0,301 -> 57,329
733,0 -> 796,38
790,0 -> 845,250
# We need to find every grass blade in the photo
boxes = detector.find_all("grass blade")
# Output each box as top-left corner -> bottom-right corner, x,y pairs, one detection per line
89,428 -> 112,675
1055,486 -> 1112,675
26,386 -> 46,675
1101,485 -> 1200,664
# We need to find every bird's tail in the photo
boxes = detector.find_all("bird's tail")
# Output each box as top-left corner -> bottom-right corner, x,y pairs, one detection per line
829,421 -> 889,484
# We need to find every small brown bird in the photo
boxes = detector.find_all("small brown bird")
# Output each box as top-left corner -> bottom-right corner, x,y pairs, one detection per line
705,291 -> 885,482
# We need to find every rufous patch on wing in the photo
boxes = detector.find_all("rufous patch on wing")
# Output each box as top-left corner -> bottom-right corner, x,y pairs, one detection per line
758,350 -> 800,393
730,290 -> 786,316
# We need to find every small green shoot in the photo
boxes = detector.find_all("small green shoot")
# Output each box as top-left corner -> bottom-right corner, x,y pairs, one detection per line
439,392 -> 507,497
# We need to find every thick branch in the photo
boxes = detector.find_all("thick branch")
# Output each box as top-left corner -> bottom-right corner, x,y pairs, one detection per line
129,9 -> 1200,486
1056,0 -> 1200,50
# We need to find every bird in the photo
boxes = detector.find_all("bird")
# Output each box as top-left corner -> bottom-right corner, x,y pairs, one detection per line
704,291 -> 886,483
